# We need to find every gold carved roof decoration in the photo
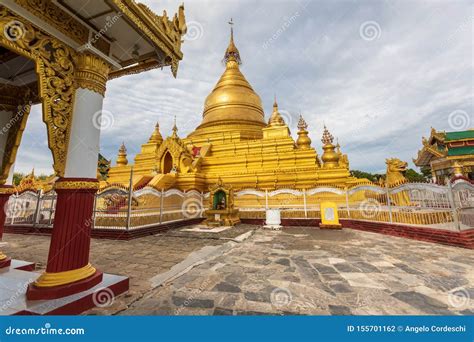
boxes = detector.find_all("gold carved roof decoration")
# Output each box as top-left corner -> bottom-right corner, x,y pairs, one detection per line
12,0 -> 187,78
13,0 -> 89,45
413,128 -> 447,166
110,0 -> 187,78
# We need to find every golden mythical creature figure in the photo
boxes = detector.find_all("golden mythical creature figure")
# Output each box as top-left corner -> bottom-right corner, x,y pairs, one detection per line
384,158 -> 410,206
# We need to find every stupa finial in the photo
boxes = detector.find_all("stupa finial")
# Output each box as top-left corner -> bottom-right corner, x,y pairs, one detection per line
296,114 -> 311,149
171,116 -> 179,138
321,125 -> 334,145
223,18 -> 241,65
268,97 -> 285,127
297,114 -> 308,131
149,121 -> 163,144
117,142 -> 128,166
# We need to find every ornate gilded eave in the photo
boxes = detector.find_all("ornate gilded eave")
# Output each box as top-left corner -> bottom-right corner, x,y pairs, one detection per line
7,0 -> 187,78
413,130 -> 448,166
109,0 -> 186,77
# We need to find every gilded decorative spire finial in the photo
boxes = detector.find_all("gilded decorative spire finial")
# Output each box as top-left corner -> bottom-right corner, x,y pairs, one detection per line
117,142 -> 128,166
149,122 -> 163,144
268,95 -> 285,127
321,125 -> 334,145
223,18 -> 241,65
321,125 -> 339,168
171,116 -> 179,138
297,114 -> 308,131
296,114 -> 311,149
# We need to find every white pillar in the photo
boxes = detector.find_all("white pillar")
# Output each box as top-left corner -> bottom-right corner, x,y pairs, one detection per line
64,88 -> 104,178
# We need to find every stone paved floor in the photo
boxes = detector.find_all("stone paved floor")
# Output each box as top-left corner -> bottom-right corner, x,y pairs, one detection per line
3,226 -> 474,315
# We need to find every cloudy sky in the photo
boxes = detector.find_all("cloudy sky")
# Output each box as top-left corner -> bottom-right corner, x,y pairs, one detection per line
15,0 -> 473,175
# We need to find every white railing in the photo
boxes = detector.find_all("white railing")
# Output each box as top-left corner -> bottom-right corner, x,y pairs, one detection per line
4,180 -> 474,231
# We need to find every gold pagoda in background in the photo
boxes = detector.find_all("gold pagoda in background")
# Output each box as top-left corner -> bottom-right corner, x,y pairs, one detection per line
105,26 -> 362,191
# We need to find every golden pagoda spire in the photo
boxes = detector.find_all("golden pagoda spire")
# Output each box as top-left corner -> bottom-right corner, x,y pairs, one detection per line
321,125 -> 339,168
223,18 -> 241,65
171,116 -> 179,139
148,122 -> 163,144
296,114 -> 311,149
268,95 -> 285,127
116,142 -> 128,166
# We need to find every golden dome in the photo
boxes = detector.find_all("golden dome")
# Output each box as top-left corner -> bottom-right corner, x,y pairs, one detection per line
189,26 -> 265,141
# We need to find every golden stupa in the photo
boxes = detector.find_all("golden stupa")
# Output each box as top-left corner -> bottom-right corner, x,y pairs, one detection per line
105,26 -> 363,193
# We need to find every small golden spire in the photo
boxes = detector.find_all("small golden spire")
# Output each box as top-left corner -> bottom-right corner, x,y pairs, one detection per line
171,116 -> 179,139
321,125 -> 334,145
297,114 -> 308,131
116,142 -> 128,166
296,114 -> 311,149
321,125 -> 339,168
268,96 -> 285,127
148,122 -> 163,144
223,18 -> 241,65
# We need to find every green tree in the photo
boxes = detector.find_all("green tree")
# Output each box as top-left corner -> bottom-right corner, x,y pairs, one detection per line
350,170 -> 384,183
12,172 -> 24,186
404,168 -> 428,182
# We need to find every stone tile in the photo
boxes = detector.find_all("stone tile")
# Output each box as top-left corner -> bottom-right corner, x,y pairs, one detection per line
391,291 -> 452,315
328,305 -> 352,315
212,282 -> 241,293
172,296 -> 214,309
213,307 -> 234,315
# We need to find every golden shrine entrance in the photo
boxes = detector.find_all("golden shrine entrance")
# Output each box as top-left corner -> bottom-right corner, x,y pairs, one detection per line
0,0 -> 186,311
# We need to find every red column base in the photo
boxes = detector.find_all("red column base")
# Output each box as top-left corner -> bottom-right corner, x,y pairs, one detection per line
26,270 -> 103,300
0,257 -> 11,268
